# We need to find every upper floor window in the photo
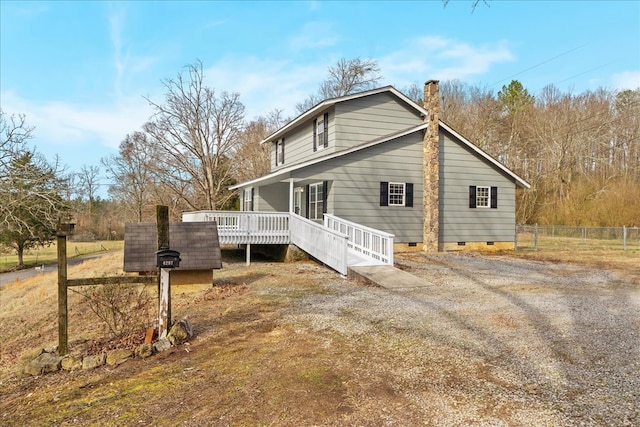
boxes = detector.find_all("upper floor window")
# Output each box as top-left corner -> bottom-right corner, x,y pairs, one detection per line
275,138 -> 285,166
313,112 -> 329,152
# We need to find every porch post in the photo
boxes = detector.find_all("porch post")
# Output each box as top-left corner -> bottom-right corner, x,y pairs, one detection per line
289,179 -> 294,213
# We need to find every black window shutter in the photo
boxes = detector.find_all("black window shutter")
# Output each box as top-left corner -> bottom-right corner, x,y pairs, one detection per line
405,183 -> 413,207
490,186 -> 498,209
323,113 -> 329,148
313,119 -> 317,152
322,181 -> 328,214
380,182 -> 389,206
281,137 -> 285,163
305,184 -> 310,218
469,186 -> 477,208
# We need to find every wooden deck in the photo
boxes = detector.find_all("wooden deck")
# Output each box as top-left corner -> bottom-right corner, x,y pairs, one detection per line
182,211 -> 394,275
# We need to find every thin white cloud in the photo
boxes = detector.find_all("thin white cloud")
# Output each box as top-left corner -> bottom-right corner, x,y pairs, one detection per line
1,90 -> 152,150
203,56 -> 329,119
611,71 -> 640,91
289,21 -> 339,51
107,3 -> 158,98
108,3 -> 127,98
379,36 -> 515,88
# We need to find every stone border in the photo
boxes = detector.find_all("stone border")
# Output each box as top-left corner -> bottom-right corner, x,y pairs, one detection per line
23,318 -> 193,376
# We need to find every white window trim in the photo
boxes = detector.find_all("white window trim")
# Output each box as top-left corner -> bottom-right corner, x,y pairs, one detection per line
315,115 -> 326,151
309,182 -> 324,220
294,188 -> 303,216
277,139 -> 284,164
388,182 -> 406,206
476,186 -> 490,208
244,188 -> 254,211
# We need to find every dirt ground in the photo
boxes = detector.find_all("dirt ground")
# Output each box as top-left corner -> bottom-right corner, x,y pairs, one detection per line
0,249 -> 638,426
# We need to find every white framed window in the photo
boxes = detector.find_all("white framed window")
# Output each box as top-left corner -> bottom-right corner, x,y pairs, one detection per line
388,182 -> 406,206
309,182 -> 324,220
243,188 -> 253,211
469,186 -> 497,209
315,116 -> 325,151
294,188 -> 303,215
277,138 -> 284,165
313,113 -> 328,151
380,182 -> 413,207
476,186 -> 490,208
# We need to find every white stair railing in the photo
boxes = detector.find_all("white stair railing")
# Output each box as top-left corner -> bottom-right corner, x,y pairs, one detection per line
290,214 -> 349,275
324,214 -> 394,266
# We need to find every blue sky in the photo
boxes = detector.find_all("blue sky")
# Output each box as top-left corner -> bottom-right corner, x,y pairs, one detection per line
1,0 -> 639,192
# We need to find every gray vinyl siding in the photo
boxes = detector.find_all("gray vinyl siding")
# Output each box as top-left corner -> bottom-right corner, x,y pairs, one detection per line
270,92 -> 421,172
291,132 -> 424,242
334,92 -> 423,150
271,108 -> 336,171
439,129 -> 516,243
255,183 -> 289,212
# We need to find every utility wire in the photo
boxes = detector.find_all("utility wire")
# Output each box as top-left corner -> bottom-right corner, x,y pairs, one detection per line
488,44 -> 587,88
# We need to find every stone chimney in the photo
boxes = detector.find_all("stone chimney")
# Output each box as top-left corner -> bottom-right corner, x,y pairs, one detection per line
422,80 -> 440,252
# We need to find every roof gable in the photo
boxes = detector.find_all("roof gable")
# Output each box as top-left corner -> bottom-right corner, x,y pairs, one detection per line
439,122 -> 530,189
260,86 -> 428,144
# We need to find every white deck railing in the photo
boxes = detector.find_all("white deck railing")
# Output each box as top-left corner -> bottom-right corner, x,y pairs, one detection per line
182,211 -> 290,244
324,214 -> 394,266
182,210 -> 393,274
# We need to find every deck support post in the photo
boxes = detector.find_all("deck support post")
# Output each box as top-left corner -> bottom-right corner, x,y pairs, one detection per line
246,243 -> 251,266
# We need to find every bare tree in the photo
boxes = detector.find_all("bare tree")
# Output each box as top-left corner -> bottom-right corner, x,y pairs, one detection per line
296,58 -> 382,114
234,109 -> 287,184
443,0 -> 490,12
1,109 -> 33,170
322,58 -> 382,98
102,131 -> 156,222
76,165 -> 101,204
400,82 -> 423,105
144,60 -> 245,211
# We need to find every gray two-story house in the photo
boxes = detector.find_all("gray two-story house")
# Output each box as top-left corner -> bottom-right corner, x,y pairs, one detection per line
231,80 -> 530,252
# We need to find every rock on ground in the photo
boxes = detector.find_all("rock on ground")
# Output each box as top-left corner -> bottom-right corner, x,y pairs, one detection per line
24,351 -> 62,376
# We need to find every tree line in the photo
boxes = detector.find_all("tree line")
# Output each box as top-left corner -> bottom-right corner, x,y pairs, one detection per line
1,58 -> 638,267
436,80 -> 640,226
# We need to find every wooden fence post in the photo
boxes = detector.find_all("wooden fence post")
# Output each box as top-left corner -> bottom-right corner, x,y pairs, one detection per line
57,233 -> 68,356
56,223 -> 74,356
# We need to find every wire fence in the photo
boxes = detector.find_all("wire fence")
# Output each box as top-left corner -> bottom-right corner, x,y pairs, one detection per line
516,225 -> 640,251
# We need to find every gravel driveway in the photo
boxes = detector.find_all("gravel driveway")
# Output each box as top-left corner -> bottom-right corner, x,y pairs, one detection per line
286,252 -> 640,426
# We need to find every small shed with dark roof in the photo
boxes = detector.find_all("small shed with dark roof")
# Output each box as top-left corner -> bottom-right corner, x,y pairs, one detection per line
124,222 -> 221,285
